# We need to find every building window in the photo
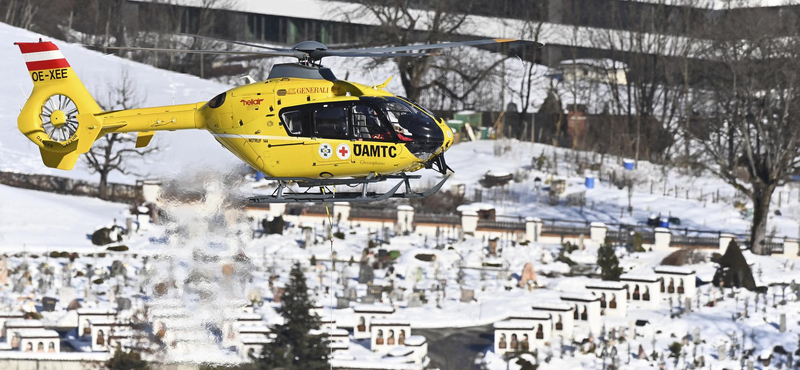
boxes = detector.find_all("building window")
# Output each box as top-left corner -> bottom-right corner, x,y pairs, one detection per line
522,334 -> 530,351
581,306 -> 588,321
633,285 -> 641,300
97,330 -> 105,346
573,306 -> 579,320
499,334 -> 507,349
510,334 -> 518,350
678,279 -> 685,294
660,279 -> 665,293
610,294 -> 617,309
600,293 -> 607,309
48,342 -> 55,353
643,287 -> 651,301
556,315 -> 563,331
399,330 -> 406,345
536,325 -> 544,340
668,278 -> 675,294
376,330 -> 384,345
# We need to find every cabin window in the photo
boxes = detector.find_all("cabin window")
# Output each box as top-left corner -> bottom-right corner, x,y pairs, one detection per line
314,106 -> 349,139
207,92 -> 226,109
282,110 -> 308,136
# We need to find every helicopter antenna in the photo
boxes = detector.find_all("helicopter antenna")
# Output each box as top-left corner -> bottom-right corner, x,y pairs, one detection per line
367,67 -> 377,89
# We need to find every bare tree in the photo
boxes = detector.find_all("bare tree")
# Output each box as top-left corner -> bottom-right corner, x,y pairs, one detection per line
691,0 -> 800,254
339,0 -> 477,102
84,69 -> 161,200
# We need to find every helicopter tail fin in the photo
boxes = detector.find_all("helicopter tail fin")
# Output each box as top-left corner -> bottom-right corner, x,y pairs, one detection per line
15,40 -> 104,170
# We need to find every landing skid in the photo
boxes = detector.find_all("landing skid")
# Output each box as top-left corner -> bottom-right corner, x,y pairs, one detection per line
248,173 -> 451,204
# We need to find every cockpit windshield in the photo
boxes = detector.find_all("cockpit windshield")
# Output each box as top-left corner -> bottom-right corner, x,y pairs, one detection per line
365,97 -> 444,159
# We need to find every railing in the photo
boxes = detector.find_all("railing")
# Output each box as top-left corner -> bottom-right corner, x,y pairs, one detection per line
349,208 -> 397,220
414,213 -> 460,225
670,235 -> 719,247
303,205 -> 329,215
477,219 -> 525,231
541,225 -> 590,236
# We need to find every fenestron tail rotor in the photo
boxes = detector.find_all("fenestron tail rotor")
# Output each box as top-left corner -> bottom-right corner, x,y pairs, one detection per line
40,94 -> 79,143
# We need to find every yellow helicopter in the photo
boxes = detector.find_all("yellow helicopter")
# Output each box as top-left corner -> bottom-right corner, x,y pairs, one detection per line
15,36 -> 538,203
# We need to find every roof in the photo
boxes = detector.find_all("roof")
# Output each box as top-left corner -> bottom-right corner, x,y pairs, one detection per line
585,280 -> 626,290
237,313 -> 263,321
16,329 -> 60,338
654,265 -> 696,275
330,359 -> 423,370
530,302 -> 574,312
76,308 -> 117,315
620,273 -> 661,283
370,318 -> 410,326
87,318 -> 122,326
404,335 -> 426,346
4,319 -> 43,328
353,304 -> 395,314
0,311 -> 24,318
560,292 -> 601,302
493,320 -> 536,330
388,346 -> 415,357
508,312 -> 551,321
238,325 -> 271,334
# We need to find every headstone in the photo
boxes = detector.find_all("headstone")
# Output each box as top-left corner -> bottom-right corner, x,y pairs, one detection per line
344,287 -> 357,300
779,313 -> 786,332
41,297 -> 57,312
637,344 -> 647,360
358,263 -> 374,284
390,289 -> 404,301
747,360 -> 754,370
0,256 -> 7,285
58,287 -> 77,306
117,298 -> 131,311
718,345 -> 726,360
693,327 -> 701,345
361,295 -> 375,304
685,298 -> 692,313
460,289 -> 474,303
110,261 -> 127,278
336,297 -> 350,309
368,285 -> 383,298
247,289 -> 263,305
518,262 -> 537,288
407,293 -> 422,308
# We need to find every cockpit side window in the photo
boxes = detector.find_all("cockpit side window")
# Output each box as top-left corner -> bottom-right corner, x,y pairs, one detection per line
352,104 -> 393,141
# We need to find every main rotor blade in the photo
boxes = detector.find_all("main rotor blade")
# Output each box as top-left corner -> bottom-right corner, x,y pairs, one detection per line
332,38 -> 542,55
92,46 -> 303,58
313,51 -> 435,58
179,33 -> 295,52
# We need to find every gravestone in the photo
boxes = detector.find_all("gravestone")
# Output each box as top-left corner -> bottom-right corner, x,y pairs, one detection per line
0,255 -> 7,285
693,327 -> 701,345
361,295 -> 375,304
718,345 -> 726,360
460,289 -> 474,303
117,298 -> 132,311
368,285 -> 383,299
41,297 -> 57,312
779,313 -> 786,332
59,287 -> 77,306
519,262 -> 537,288
390,289 -> 404,301
336,297 -> 350,309
110,261 -> 127,278
358,263 -> 374,284
407,293 -> 423,308
344,287 -> 357,300
685,298 -> 692,313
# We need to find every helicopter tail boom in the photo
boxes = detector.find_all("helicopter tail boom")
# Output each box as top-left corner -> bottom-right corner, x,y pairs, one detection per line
15,40 -> 204,170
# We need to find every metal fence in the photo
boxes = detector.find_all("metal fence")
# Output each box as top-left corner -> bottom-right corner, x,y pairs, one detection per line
413,213 -> 460,225
477,219 -> 526,231
349,208 -> 397,220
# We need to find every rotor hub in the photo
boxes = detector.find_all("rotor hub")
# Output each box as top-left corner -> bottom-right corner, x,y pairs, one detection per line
50,110 -> 66,127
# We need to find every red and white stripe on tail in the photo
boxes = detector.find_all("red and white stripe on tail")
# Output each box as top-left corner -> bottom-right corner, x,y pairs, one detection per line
15,40 -> 71,71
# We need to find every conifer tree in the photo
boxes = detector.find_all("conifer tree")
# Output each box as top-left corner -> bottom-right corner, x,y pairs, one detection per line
597,238 -> 623,281
253,262 -> 328,370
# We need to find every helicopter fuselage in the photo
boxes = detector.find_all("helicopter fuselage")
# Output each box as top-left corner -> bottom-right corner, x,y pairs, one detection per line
198,76 -> 454,179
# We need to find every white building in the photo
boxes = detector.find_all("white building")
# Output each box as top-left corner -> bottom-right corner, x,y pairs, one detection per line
239,335 -> 272,358
530,301 -> 575,339
353,304 -> 395,340
370,318 -> 411,354
89,318 -> 129,352
585,280 -> 628,318
621,273 -> 663,310
17,329 -> 60,353
507,312 -> 552,346
560,292 -> 601,336
4,319 -> 44,348
403,335 -> 428,365
653,266 -> 696,300
76,308 -> 117,338
0,312 -> 24,337
493,320 -> 537,356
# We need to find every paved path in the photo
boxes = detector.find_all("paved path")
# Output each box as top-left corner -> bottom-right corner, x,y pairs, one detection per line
416,324 -> 494,370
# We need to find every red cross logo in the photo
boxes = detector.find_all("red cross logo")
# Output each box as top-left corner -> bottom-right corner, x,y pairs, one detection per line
336,144 -> 351,160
